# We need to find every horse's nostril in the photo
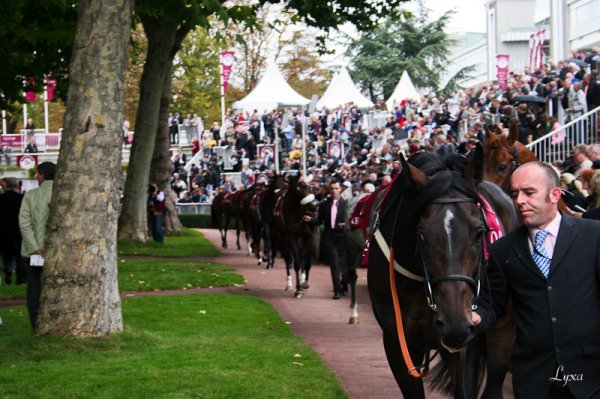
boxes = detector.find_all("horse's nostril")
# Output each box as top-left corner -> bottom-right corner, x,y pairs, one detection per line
435,319 -> 445,329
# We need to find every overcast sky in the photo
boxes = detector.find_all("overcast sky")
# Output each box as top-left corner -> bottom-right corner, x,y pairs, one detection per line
421,0 -> 486,33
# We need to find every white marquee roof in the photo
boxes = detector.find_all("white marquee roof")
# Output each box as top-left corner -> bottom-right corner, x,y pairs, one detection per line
385,71 -> 421,110
233,62 -> 310,112
317,67 -> 374,110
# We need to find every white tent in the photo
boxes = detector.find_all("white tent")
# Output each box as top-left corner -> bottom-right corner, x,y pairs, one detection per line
385,71 -> 421,110
233,62 -> 310,112
317,67 -> 374,110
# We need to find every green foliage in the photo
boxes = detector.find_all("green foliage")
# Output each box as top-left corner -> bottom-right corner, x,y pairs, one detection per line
117,227 -> 220,257
0,295 -> 347,398
349,8 -> 461,100
0,0 -> 77,107
178,214 -> 214,228
172,27 -> 223,124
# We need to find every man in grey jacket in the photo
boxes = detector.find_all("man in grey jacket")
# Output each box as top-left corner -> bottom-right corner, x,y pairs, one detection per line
19,162 -> 55,329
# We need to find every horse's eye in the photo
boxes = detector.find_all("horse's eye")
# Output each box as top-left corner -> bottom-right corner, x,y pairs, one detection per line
496,164 -> 507,172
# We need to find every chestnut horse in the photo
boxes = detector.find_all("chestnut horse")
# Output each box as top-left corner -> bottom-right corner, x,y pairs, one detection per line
482,120 -> 538,193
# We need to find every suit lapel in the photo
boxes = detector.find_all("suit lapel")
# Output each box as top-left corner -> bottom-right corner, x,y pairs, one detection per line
511,226 -> 547,280
548,216 -> 577,276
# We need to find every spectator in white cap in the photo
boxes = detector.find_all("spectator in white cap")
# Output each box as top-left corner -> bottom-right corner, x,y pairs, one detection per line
341,180 -> 353,201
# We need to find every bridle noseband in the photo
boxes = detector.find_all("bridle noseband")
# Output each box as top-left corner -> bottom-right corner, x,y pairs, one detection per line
417,196 -> 487,312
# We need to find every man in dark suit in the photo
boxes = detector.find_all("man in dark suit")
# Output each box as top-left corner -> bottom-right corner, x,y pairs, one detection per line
318,180 -> 348,299
473,161 -> 600,398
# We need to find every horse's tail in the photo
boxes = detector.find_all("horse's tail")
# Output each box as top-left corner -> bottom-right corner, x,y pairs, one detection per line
428,336 -> 487,396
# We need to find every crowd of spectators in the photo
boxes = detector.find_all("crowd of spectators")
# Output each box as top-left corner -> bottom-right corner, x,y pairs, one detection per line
167,49 -> 600,207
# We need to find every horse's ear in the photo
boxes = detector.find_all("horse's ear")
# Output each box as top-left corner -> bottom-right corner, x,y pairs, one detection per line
507,119 -> 519,145
485,124 -> 497,140
464,143 -> 484,184
399,153 -> 429,189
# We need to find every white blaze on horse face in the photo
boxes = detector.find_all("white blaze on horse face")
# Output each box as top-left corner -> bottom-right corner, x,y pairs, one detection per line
444,209 -> 454,257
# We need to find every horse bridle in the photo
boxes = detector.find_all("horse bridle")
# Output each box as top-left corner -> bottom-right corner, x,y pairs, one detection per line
495,143 -> 520,174
416,197 -> 487,313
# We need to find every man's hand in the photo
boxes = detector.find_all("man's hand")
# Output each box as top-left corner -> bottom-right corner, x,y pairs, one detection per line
471,311 -> 481,326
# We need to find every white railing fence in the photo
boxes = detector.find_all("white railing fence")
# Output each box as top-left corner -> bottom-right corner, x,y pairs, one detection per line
526,105 -> 600,164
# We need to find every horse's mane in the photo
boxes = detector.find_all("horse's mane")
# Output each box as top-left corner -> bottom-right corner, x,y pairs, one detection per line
380,153 -> 480,261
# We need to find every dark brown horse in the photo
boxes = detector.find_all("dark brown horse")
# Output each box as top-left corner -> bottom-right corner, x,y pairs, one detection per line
273,174 -> 319,298
367,152 -> 518,398
211,188 -> 251,250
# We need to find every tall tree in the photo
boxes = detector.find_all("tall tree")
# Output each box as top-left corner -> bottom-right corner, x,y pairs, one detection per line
349,8 -> 467,101
172,27 -> 224,124
36,0 -> 133,336
279,31 -> 331,99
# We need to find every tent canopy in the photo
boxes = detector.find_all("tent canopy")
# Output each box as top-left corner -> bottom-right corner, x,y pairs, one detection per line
233,62 -> 310,112
317,67 -> 374,110
385,71 -> 421,110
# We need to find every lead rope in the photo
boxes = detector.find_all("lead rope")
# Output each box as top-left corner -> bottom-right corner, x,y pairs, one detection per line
389,246 -> 428,378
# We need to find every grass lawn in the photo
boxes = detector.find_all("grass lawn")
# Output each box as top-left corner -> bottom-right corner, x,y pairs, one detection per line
0,294 -> 347,399
118,228 -> 220,258
1,259 -> 243,301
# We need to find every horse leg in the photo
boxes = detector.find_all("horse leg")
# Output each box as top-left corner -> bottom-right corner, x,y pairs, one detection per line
481,310 -> 514,399
236,218 -> 242,250
300,238 -> 311,289
382,332 -> 426,398
222,214 -> 229,248
292,240 -> 304,298
282,244 -> 293,291
348,263 -> 359,325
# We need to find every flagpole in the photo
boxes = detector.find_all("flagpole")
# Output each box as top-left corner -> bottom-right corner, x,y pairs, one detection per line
2,110 -> 6,135
220,57 -> 225,127
43,80 -> 49,134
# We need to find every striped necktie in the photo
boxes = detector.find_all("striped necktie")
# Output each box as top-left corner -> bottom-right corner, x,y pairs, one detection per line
532,230 -> 551,278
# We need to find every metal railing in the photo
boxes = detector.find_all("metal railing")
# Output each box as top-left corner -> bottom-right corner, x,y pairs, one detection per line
175,203 -> 212,215
526,105 -> 600,164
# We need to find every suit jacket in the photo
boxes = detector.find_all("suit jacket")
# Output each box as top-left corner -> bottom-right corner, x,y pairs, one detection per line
318,197 -> 347,234
478,215 -> 600,398
0,190 -> 23,255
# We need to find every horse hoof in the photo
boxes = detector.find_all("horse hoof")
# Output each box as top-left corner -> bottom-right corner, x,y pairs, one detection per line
294,290 -> 303,298
348,316 -> 360,325
301,281 -> 310,289
285,284 -> 293,291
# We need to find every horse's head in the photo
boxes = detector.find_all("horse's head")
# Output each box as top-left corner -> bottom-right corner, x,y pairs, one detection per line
287,173 -> 319,218
483,120 -> 531,192
401,154 -> 486,350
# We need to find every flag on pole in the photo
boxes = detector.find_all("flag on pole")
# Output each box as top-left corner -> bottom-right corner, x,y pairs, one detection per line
529,33 -> 535,72
45,77 -> 57,101
536,29 -> 546,70
24,77 -> 36,103
220,51 -> 235,95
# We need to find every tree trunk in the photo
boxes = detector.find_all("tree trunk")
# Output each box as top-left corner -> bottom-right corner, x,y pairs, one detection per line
150,62 -> 182,235
36,0 -> 132,337
118,16 -> 180,241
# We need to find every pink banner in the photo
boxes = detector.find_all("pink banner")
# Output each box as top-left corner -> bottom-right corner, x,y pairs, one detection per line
46,78 -> 57,101
0,134 -> 24,147
220,51 -> 235,95
536,29 -> 545,70
24,77 -> 36,103
496,54 -> 510,90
